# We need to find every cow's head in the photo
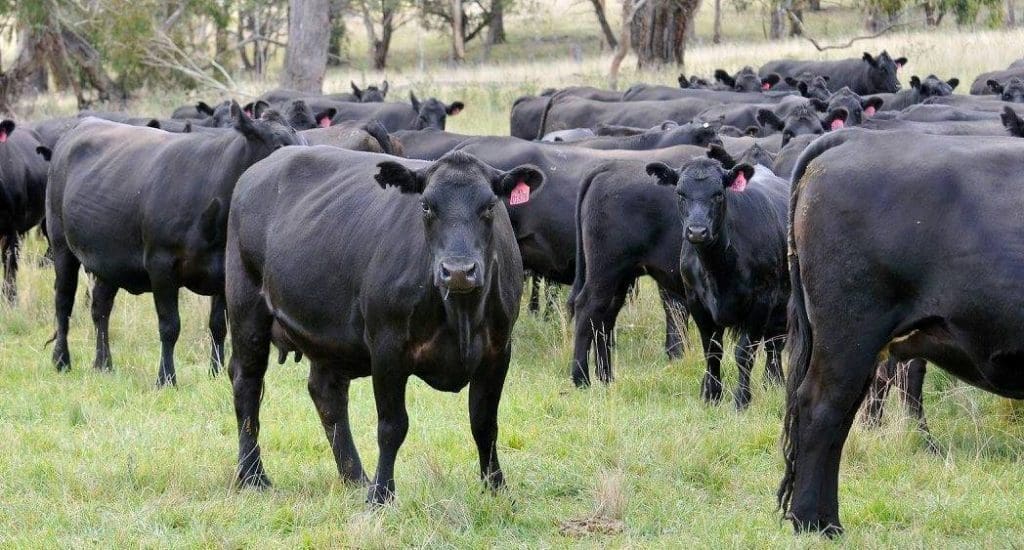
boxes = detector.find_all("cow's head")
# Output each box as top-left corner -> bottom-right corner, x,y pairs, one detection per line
716,66 -> 780,92
911,74 -> 958,98
668,120 -> 723,147
231,100 -> 307,153
757,103 -> 846,146
410,92 -> 464,130
989,77 -> 1024,103
1002,106 -> 1024,137
375,151 -> 543,296
824,87 -> 883,124
862,51 -> 904,93
352,80 -> 389,102
679,74 -> 713,89
788,74 -> 832,101
282,99 -> 335,130
647,157 -> 753,247
204,100 -> 235,128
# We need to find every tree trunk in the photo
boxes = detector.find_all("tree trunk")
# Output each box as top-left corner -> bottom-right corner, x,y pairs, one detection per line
789,8 -> 803,35
282,0 -> 331,93
630,0 -> 700,69
809,0 -> 820,10
769,5 -> 786,39
487,0 -> 506,45
452,0 -> 466,62
608,0 -> 633,88
590,0 -> 619,50
713,0 -> 722,43
1008,0 -> 1017,26
328,0 -> 346,66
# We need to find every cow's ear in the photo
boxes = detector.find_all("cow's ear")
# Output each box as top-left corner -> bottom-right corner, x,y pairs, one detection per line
808,98 -> 828,112
200,198 -> 222,243
375,161 -> 426,194
784,76 -> 799,87
678,73 -> 689,88
988,80 -> 1004,94
252,100 -> 270,119
1002,106 -> 1024,138
824,108 -> 848,130
351,81 -> 363,99
645,162 -> 679,186
35,146 -> 52,161
714,69 -> 736,88
706,143 -> 736,169
744,125 -> 761,137
494,164 -> 544,205
315,108 -> 336,128
0,119 -> 15,143
146,119 -> 161,129
380,80 -> 389,97
726,164 -> 754,192
232,100 -> 260,139
410,91 -> 421,112
895,57 -> 908,68
862,52 -> 877,66
947,78 -> 960,90
196,101 -> 215,116
796,81 -> 810,97
446,101 -> 464,116
762,73 -> 781,88
756,109 -> 784,131
910,75 -> 921,89
862,96 -> 884,113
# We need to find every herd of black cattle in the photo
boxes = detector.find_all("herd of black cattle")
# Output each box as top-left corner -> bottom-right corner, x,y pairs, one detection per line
1,50 -> 1023,536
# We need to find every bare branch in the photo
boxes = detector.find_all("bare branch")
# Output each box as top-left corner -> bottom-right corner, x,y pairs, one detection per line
785,9 -> 910,51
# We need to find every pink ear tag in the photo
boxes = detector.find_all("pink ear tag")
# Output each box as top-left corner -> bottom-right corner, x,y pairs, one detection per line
319,117 -> 331,128
761,82 -> 771,91
509,182 -> 530,206
730,171 -> 747,192
864,106 -> 876,117
830,118 -> 846,131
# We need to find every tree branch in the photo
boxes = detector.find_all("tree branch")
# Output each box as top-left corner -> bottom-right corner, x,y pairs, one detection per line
785,9 -> 910,51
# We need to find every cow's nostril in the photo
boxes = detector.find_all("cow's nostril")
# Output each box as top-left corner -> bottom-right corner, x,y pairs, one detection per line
466,264 -> 476,277
441,265 -> 451,278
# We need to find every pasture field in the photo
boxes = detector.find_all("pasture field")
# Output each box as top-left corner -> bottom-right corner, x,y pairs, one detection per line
3,19 -> 1024,548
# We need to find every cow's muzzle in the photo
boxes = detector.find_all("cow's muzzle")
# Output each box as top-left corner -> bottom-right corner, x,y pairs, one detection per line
439,260 -> 481,294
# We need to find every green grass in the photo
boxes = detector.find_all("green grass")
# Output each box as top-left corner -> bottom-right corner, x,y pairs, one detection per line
6,11 -> 1024,546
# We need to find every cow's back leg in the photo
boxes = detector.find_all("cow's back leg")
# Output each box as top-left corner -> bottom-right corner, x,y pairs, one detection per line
367,342 -> 409,505
863,358 -> 897,426
784,324 -> 890,536
151,286 -> 181,386
49,220 -> 79,372
227,253 -> 273,488
209,294 -> 227,376
897,358 -> 939,453
90,279 -> 118,371
308,362 -> 367,484
659,288 -> 688,360
733,332 -> 761,410
571,271 -> 631,387
527,273 -> 540,314
2,233 -> 19,304
469,347 -> 511,491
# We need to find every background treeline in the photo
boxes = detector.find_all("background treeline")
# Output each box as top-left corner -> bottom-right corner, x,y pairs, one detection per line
0,0 -> 1018,110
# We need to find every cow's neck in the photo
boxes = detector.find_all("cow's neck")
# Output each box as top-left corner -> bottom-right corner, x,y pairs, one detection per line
439,274 -> 492,368
691,231 -> 737,290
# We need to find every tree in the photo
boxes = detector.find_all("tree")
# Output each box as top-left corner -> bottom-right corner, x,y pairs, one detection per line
452,0 -> 466,62
713,0 -> 722,43
487,0 -> 506,45
354,0 -> 411,70
629,0 -> 701,69
589,0 -> 619,50
281,0 -> 330,92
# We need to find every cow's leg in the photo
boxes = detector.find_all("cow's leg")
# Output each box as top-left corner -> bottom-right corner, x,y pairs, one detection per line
51,233 -> 80,372
527,273 -> 540,314
784,329 -> 887,536
208,294 -> 227,376
469,348 -> 510,491
227,243 -> 273,488
863,358 -> 896,427
594,286 -> 629,384
90,279 -> 118,371
571,275 -> 631,387
152,286 -> 181,386
763,334 -> 785,387
659,287 -> 687,360
2,233 -> 19,304
368,352 -> 409,505
896,358 -> 939,453
308,362 -> 366,484
733,332 -> 760,410
691,306 -> 725,404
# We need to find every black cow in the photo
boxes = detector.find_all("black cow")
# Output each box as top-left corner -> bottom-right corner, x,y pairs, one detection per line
557,120 -> 721,150
280,99 -> 336,130
715,66 -> 782,92
331,92 -> 464,131
986,77 -> 1024,102
171,101 -> 217,120
539,95 -> 720,135
757,102 -> 848,146
780,74 -> 832,101
868,74 -> 958,111
760,51 -> 906,95
623,84 -> 794,103
46,105 -> 303,385
226,147 -> 542,504
345,80 -> 389,102
779,129 -> 1024,536
642,154 -> 789,408
390,128 -> 475,160
510,95 -> 550,139
969,64 -> 1024,94
259,81 -> 389,105
541,128 -> 597,142
301,120 -> 396,153
0,121 -> 50,303
771,133 -> 817,179
1005,106 -> 1024,136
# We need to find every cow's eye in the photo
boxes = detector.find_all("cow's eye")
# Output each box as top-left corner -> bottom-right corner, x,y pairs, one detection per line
713,192 -> 724,202
421,202 -> 432,216
481,201 -> 497,219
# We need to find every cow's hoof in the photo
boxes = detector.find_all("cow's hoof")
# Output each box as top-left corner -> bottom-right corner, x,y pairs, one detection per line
93,357 -> 113,372
237,470 -> 272,490
367,482 -> 395,506
733,390 -> 752,410
482,469 -> 505,492
701,376 -> 723,404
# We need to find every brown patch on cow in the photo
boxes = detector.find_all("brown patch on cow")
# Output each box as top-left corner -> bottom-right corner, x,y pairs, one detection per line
410,329 -> 443,362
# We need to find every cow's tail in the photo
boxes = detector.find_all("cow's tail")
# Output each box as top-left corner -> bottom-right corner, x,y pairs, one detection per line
567,163 -> 611,319
777,129 -> 854,519
535,89 -> 562,141
363,119 -> 395,156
